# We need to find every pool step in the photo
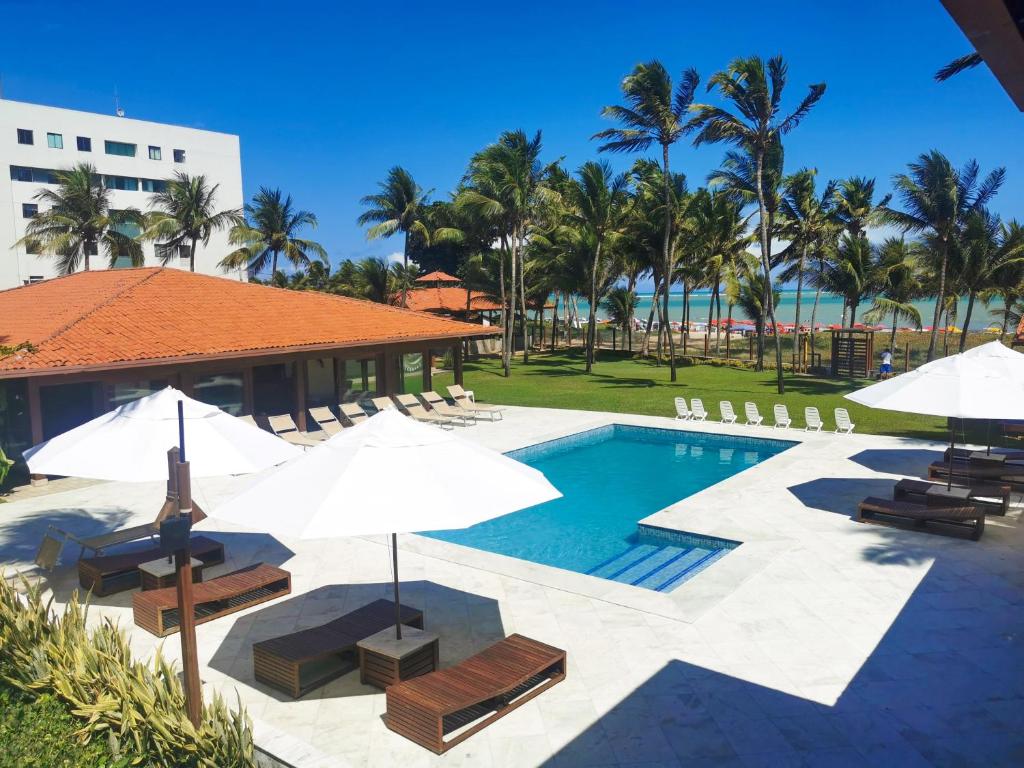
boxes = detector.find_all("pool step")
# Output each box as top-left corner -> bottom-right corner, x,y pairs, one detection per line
587,542 -> 725,592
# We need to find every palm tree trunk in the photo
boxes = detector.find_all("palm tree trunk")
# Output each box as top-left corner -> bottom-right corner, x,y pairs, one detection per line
84,241 -> 92,272
793,246 -> 806,370
271,249 -> 279,277
189,238 -> 197,273
726,302 -> 734,359
809,283 -> 822,369
891,310 -> 899,352
518,234 -> 529,364
551,293 -> 559,352
754,150 -> 784,393
927,238 -> 948,361
715,282 -> 722,354
707,287 -> 716,358
662,144 -> 677,381
642,279 -> 659,357
400,231 -> 410,308
507,231 -> 518,377
586,240 -> 602,373
498,239 -> 509,376
959,291 -> 976,352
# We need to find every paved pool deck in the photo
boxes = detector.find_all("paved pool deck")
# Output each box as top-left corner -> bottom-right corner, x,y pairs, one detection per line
2,406 -> 1023,767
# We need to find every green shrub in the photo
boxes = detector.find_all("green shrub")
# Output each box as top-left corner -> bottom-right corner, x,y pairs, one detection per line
0,576 -> 256,767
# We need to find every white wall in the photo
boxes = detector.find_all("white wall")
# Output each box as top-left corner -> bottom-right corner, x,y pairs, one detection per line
0,99 -> 246,288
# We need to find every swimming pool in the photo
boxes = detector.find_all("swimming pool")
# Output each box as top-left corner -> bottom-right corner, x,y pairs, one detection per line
423,424 -> 794,592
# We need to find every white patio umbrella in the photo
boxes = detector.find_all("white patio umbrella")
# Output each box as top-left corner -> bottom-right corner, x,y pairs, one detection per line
24,386 -> 300,482
845,341 -> 1024,484
212,407 -> 561,637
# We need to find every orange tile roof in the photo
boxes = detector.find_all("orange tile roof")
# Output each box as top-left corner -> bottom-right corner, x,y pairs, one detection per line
416,270 -> 460,283
403,287 -> 503,314
0,268 -> 498,377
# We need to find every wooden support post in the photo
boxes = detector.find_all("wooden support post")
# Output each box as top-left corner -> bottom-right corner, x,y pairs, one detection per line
174,459 -> 202,729
453,343 -> 464,387
242,367 -> 254,415
726,330 -> 731,359
422,349 -> 432,393
295,360 -> 307,431
27,378 -> 45,484
704,333 -> 709,358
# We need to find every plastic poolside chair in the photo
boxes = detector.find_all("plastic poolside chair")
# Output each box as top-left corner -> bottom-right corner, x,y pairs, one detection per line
772,404 -> 792,429
719,401 -> 738,424
690,398 -> 709,422
804,406 -> 823,432
744,402 -> 764,427
674,397 -> 692,421
834,407 -> 856,435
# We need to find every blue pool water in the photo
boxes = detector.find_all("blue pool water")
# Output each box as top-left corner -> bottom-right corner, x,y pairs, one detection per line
424,425 -> 794,592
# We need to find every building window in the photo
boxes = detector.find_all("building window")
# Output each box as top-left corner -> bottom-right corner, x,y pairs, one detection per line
21,203 -> 38,218
77,136 -> 91,152
140,178 -> 167,193
17,129 -> 33,145
46,132 -> 63,149
24,239 -> 41,255
155,243 -> 189,261
26,276 -> 44,284
173,148 -> 186,163
104,140 -> 136,157
193,372 -> 244,415
148,145 -> 162,160
10,166 -> 58,184
103,175 -> 139,191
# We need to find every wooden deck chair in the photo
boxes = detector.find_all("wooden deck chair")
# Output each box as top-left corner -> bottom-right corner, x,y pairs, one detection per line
834,407 -> 856,434
744,402 -> 764,427
719,401 -> 738,424
674,397 -> 692,421
371,396 -> 397,413
420,391 -> 476,424
34,530 -> 65,572
395,394 -> 455,429
690,398 -> 709,422
267,414 -> 321,447
772,404 -> 792,429
804,406 -> 823,432
339,402 -> 370,427
446,384 -> 504,420
308,406 -> 342,436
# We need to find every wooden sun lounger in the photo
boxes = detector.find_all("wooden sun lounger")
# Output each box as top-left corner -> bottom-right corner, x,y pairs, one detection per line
78,535 -> 225,597
894,478 -> 1010,516
855,496 -> 985,540
133,562 -> 291,637
944,447 -> 1024,463
385,634 -> 566,754
927,461 -> 1024,490
253,599 -> 424,698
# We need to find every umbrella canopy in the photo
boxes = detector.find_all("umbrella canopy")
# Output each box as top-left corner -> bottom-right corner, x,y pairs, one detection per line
844,342 -> 1024,420
213,408 -> 561,539
24,386 -> 300,481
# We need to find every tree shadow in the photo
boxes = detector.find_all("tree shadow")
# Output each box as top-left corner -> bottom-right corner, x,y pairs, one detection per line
787,477 -> 897,517
542,559 -> 1024,766
207,580 -> 503,702
0,505 -> 135,569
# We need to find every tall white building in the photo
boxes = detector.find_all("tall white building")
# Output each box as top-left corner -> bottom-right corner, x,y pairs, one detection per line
0,99 -> 246,288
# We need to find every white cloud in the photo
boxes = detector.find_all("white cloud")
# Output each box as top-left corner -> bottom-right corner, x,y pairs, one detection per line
385,251 -> 404,263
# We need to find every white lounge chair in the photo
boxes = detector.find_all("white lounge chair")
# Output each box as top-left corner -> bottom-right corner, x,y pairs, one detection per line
371,396 -> 397,413
772,404 -> 792,429
420,391 -> 476,424
395,394 -> 455,429
744,402 -> 764,427
719,401 -> 738,424
237,414 -> 260,429
674,397 -> 692,421
804,407 -> 823,432
690,398 -> 709,422
267,414 -> 321,447
835,407 -> 856,435
447,385 -> 504,421
339,402 -> 369,426
308,406 -> 342,436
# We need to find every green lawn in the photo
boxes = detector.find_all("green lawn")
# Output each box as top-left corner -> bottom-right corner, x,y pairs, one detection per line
434,350 -> 1002,444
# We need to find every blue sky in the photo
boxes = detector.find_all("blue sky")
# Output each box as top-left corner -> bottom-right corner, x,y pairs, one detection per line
2,0 -> 1021,274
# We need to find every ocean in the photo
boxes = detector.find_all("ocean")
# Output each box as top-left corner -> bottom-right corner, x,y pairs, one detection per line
569,291 -> 1004,330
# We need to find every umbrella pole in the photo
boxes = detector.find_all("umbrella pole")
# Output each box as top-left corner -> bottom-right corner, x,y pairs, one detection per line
174,401 -> 202,728
948,420 -> 955,491
392,532 -> 402,640
987,419 -> 992,455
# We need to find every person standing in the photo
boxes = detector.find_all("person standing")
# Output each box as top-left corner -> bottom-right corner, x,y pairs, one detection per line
880,348 -> 893,379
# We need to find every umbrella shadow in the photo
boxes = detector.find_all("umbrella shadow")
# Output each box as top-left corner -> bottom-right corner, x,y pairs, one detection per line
848,448 -> 944,476
787,477 -> 897,517
208,580 -> 504,702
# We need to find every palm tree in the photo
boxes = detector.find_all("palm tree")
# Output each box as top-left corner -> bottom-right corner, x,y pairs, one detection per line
458,130 -> 554,375
833,176 -> 890,240
352,257 -> 396,303
566,161 -> 631,372
778,169 -> 837,367
602,286 -> 640,342
935,52 -> 983,82
143,172 -> 242,272
17,162 -> 144,273
881,151 -> 1004,360
220,187 -> 326,277
864,237 -> 924,350
729,253 -> 781,341
819,234 -> 877,327
691,55 -> 826,393
952,211 -> 1024,351
980,221 -> 1024,340
357,166 -> 431,307
594,61 -> 700,382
